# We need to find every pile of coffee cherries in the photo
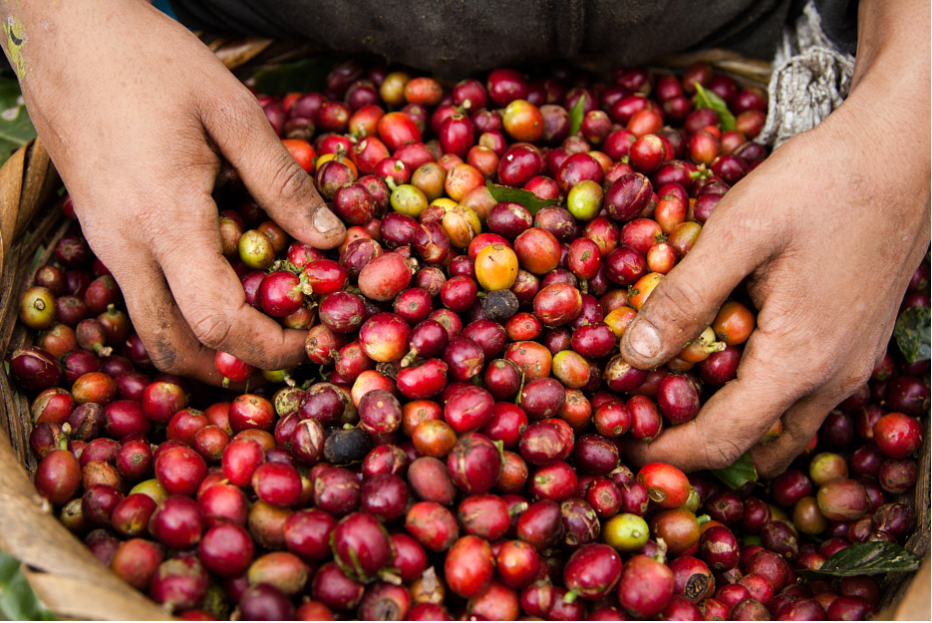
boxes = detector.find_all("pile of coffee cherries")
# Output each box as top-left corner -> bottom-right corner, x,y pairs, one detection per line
11,58 -> 929,621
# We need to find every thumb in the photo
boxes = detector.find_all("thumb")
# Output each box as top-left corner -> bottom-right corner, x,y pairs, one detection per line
620,206 -> 767,369
201,87 -> 346,249
623,330 -> 794,471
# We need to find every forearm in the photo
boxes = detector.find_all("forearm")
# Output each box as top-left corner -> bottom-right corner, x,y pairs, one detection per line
0,0 -> 185,116
840,0 -> 931,163
1,0 -> 222,178
808,0 -> 930,246
852,0 -> 930,89
0,1 -> 122,80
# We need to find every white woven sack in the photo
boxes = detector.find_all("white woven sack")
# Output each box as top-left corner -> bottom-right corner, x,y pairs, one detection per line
758,1 -> 856,148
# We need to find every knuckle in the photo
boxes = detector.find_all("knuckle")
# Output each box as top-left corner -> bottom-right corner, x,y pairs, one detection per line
145,335 -> 190,377
269,155 -> 314,206
794,352 -> 837,396
698,428 -> 745,471
189,305 -> 292,371
191,311 -> 235,351
704,441 -> 745,471
654,279 -> 709,324
150,355 -> 188,377
136,209 -> 172,252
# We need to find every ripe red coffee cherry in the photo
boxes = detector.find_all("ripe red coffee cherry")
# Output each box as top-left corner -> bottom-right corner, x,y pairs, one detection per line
617,555 -> 674,618
149,495 -> 205,550
873,413 -> 923,459
258,270 -> 303,317
331,512 -> 395,582
605,173 -> 652,222
199,522 -> 255,577
251,462 -> 302,507
637,462 -> 690,509
357,315 -> 410,366
359,253 -> 413,302
564,543 -> 623,600
405,502 -> 460,552
35,449 -> 81,505
533,283 -> 583,326
445,535 -> 495,598
487,69 -> 528,107
154,445 -> 207,497
444,386 -> 495,433
448,433 -> 503,494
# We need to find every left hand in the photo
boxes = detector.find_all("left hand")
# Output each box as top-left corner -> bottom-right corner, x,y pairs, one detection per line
620,7 -> 931,477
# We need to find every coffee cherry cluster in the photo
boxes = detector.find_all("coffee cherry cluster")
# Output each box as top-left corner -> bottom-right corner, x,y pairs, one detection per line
10,57 -> 929,621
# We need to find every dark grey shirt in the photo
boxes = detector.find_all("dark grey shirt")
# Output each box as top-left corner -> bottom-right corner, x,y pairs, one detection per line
172,0 -> 858,76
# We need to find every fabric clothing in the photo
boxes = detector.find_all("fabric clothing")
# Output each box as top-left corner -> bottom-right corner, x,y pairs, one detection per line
170,0 -> 859,76
760,1 -> 856,148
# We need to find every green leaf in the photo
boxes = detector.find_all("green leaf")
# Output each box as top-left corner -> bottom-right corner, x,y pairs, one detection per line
800,542 -> 921,580
894,305 -> 930,364
709,452 -> 757,490
694,83 -> 736,132
0,551 -> 56,620
0,552 -> 18,585
251,57 -> 337,95
0,76 -> 36,167
568,95 -> 586,136
29,245 -> 46,273
485,181 -> 558,216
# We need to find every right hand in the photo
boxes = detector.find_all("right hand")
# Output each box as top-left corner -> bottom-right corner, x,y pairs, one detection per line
16,0 -> 345,384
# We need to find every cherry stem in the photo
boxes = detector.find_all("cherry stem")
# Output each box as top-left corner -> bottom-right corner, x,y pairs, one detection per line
379,570 -> 403,586
514,370 -> 527,406
653,538 -> 669,565
400,348 -> 419,368
57,428 -> 70,450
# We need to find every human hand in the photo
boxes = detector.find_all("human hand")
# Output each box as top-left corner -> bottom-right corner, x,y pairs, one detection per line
621,7 -> 930,475
14,0 -> 345,384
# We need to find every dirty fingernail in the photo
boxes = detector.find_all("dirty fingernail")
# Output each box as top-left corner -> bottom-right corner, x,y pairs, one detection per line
626,319 -> 662,359
312,205 -> 341,234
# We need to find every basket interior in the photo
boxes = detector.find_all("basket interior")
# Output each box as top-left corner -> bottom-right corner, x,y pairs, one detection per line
0,49 -> 928,619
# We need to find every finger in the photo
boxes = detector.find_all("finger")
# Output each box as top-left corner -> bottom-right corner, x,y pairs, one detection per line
152,194 -> 309,371
198,86 -> 346,249
620,190 -> 778,370
623,326 -> 804,472
749,390 -> 837,479
103,243 -> 228,385
750,354 -> 881,478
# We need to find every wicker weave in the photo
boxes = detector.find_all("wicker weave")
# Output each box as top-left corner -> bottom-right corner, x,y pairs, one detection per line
0,40 -> 928,620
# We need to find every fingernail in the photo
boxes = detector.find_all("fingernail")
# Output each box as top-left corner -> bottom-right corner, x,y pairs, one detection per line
626,319 -> 663,359
312,205 -> 341,234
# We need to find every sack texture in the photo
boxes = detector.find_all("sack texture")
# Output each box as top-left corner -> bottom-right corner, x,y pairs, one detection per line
170,0 -> 857,76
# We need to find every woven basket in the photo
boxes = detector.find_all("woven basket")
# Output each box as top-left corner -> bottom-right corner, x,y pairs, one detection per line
0,39 -> 928,620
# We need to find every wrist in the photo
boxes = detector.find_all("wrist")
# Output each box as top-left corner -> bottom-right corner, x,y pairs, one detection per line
1,1 -> 167,91
819,51 -> 929,211
851,0 -> 930,85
